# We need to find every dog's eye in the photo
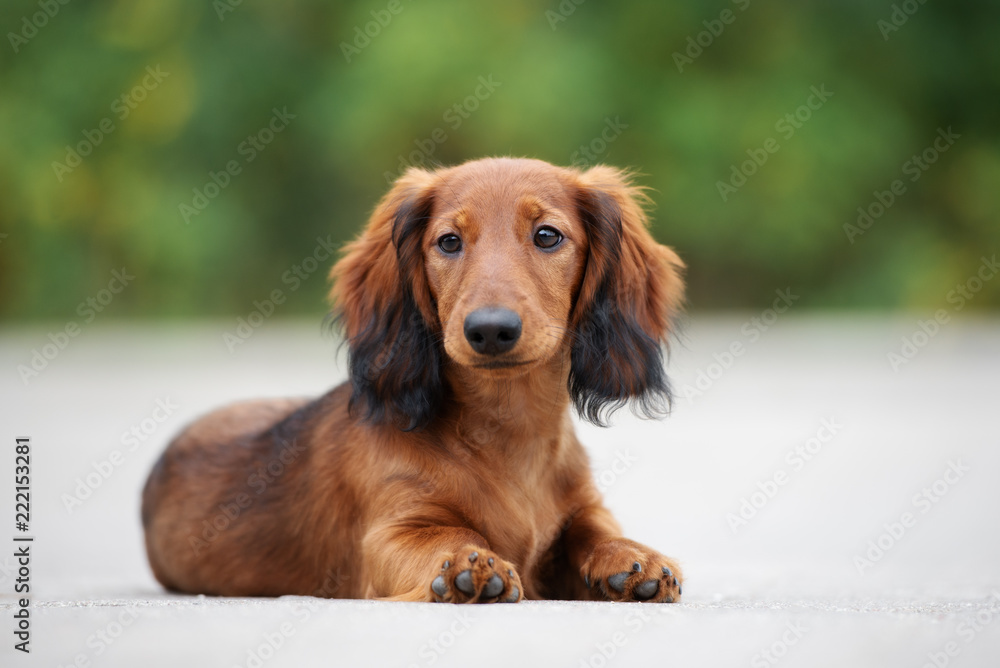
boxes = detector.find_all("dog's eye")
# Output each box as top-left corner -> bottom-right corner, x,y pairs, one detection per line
534,226 -> 563,250
437,234 -> 462,254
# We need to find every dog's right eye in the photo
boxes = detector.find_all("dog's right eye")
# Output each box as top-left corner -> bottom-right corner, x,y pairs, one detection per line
533,226 -> 563,250
437,234 -> 462,254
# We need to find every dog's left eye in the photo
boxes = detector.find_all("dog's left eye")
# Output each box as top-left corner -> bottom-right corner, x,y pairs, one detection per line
534,226 -> 563,249
438,234 -> 462,254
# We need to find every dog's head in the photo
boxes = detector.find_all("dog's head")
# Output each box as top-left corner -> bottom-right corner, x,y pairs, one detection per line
330,158 -> 684,430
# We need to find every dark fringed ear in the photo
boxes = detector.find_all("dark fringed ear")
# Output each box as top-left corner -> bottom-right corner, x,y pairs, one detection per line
569,167 -> 686,426
329,168 -> 445,431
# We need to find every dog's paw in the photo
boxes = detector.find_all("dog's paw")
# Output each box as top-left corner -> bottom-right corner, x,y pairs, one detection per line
581,538 -> 683,603
429,546 -> 523,603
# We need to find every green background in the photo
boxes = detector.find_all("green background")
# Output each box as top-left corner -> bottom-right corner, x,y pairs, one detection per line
1,0 -> 998,320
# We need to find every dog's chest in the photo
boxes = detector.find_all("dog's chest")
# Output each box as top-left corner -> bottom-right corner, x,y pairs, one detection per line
468,469 -> 568,569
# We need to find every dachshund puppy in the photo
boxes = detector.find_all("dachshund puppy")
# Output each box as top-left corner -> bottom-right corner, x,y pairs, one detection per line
142,157 -> 686,603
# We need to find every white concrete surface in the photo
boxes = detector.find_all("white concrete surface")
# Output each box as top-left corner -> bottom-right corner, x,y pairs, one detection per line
1,314 -> 999,667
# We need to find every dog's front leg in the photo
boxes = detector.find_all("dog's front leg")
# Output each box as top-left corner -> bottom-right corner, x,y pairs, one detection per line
564,501 -> 683,603
362,524 -> 523,603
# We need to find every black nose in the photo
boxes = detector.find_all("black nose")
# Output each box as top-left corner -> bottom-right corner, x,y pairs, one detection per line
464,307 -> 522,355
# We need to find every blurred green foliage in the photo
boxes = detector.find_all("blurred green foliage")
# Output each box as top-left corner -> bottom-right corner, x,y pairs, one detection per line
1,0 -> 998,320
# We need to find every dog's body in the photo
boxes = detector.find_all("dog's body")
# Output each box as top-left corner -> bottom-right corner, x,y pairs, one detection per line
143,158 -> 685,603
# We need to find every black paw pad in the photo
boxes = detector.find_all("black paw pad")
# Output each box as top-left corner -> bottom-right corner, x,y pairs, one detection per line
482,574 -> 503,598
632,562 -> 642,572
431,575 -> 448,597
468,551 -> 479,563
661,566 -> 672,577
607,571 -> 629,594
633,579 -> 659,601
455,570 -> 475,595
503,586 -> 520,603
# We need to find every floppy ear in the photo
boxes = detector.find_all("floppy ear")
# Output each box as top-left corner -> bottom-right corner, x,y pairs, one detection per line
569,166 -> 685,426
329,167 -> 445,431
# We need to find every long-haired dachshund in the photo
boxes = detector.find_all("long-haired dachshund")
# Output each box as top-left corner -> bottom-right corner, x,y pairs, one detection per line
142,157 -> 686,603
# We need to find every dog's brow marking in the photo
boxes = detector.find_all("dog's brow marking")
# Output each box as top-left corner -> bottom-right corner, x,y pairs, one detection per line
518,197 -> 547,222
534,195 -> 571,218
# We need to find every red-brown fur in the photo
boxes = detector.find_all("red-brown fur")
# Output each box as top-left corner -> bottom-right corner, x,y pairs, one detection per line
142,157 -> 685,603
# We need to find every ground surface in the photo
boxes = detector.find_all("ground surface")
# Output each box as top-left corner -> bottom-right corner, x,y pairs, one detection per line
1,314 -> 999,667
